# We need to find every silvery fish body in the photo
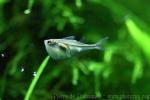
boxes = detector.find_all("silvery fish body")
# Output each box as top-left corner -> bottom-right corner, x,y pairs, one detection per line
44,36 -> 108,60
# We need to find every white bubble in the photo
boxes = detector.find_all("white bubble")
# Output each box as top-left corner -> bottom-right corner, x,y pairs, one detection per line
21,68 -> 24,72
33,72 -> 37,77
1,54 -> 4,58
24,9 -> 31,14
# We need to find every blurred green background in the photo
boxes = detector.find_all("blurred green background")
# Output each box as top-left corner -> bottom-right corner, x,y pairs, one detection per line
0,0 -> 150,100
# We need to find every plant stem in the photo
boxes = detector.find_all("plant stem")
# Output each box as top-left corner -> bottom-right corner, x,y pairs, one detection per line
24,56 -> 50,100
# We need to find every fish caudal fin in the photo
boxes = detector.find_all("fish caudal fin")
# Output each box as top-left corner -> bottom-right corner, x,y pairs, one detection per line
95,37 -> 109,50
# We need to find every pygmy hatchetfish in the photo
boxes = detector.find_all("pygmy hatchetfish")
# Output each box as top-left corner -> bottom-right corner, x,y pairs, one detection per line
44,36 -> 108,60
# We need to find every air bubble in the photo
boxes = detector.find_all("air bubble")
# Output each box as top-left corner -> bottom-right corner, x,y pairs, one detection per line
21,68 -> 24,72
24,0 -> 34,14
33,71 -> 37,77
24,9 -> 31,14
1,54 -> 4,58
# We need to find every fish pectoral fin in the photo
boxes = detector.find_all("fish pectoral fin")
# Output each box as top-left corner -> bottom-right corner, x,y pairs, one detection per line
65,46 -> 72,57
62,36 -> 75,40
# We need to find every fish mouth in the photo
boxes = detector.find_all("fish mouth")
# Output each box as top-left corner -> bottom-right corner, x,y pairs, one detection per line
44,40 -> 48,46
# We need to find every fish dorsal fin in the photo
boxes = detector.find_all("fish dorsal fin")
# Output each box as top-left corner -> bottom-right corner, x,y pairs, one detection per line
62,36 -> 75,40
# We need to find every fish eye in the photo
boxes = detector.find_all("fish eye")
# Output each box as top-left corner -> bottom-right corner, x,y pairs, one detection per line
47,40 -> 52,45
47,40 -> 56,46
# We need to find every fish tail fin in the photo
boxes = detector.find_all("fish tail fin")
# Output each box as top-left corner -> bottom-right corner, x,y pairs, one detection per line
95,37 -> 109,50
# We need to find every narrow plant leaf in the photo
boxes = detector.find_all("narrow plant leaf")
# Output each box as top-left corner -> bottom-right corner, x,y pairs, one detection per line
24,56 -> 50,100
126,18 -> 150,61
132,59 -> 143,84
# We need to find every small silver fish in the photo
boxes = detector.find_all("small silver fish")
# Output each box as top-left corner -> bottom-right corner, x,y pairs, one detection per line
44,36 -> 108,60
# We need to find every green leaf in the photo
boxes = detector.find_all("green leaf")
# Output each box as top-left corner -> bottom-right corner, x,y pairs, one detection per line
24,56 -> 50,100
126,18 -> 150,62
